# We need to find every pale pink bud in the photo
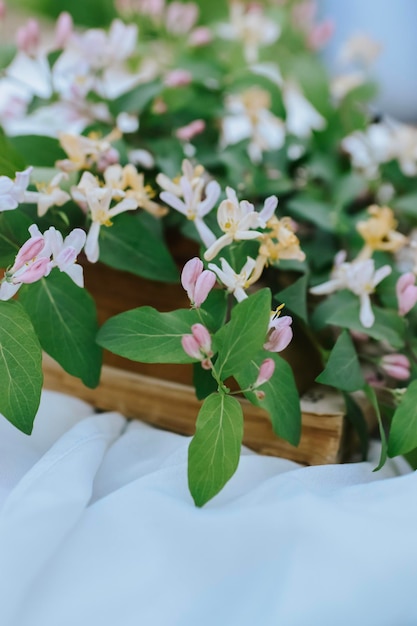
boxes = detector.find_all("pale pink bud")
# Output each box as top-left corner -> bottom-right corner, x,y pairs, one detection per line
193,270 -> 216,307
191,323 -> 212,356
164,69 -> 192,88
54,12 -> 73,49
176,119 -> 205,142
254,390 -> 266,401
188,26 -> 212,47
308,19 -> 334,50
0,1 -> 6,21
181,334 -> 203,360
165,1 -> 198,35
380,354 -> 411,381
181,257 -> 215,307
255,358 -> 275,386
16,19 -> 40,56
12,236 -> 45,272
396,272 -> 417,316
16,257 -> 51,284
264,315 -> 293,352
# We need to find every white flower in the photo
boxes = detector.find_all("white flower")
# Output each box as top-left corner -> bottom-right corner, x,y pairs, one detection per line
44,226 -> 86,287
310,254 -> 392,328
222,88 -> 285,164
204,188 -> 276,261
160,176 -> 219,248
84,188 -> 137,263
208,256 -> 258,302
24,172 -> 70,217
341,123 -> 392,179
0,167 -> 32,211
283,83 -> 326,139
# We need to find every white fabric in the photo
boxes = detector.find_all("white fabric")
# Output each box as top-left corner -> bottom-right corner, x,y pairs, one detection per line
0,390 -> 415,626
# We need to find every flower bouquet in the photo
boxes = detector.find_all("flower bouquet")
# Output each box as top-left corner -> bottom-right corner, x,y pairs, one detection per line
1,0 -> 417,506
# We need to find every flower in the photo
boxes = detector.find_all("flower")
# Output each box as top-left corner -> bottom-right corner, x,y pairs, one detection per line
310,255 -> 392,328
181,323 -> 213,369
160,176 -> 219,248
264,312 -> 293,352
380,354 -> 411,381
57,129 -> 121,172
181,257 -> 216,307
84,187 -> 138,263
396,273 -> 417,316
283,83 -> 326,139
0,167 -> 32,211
356,205 -> 407,259
208,256 -> 258,302
254,358 -> 275,386
23,172 -> 70,217
43,226 -> 86,287
104,164 -> 167,217
0,225 -> 52,300
204,188 -> 276,261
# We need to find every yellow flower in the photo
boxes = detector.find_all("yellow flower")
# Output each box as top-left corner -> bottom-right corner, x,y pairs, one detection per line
356,205 -> 407,259
259,216 -> 305,264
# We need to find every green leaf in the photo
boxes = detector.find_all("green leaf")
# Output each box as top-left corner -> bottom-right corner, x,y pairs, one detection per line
0,301 -> 43,434
19,270 -> 102,388
275,274 -> 308,323
188,393 -> 243,506
287,196 -> 338,232
0,129 -> 26,176
110,80 -> 163,115
9,135 -> 66,167
200,288 -> 228,331
0,210 -> 33,267
364,384 -> 387,471
343,392 -> 369,460
193,363 -> 218,401
97,306 -> 211,363
316,330 -> 365,392
388,380 -> 417,457
99,212 -> 178,283
235,351 -> 301,445
392,193 -> 417,218
214,289 -> 271,379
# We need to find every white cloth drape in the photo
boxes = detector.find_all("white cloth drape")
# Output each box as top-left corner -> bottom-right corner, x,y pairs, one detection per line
0,390 -> 415,626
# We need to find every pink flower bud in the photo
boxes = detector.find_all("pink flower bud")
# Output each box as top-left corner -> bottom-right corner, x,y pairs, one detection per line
193,269 -> 216,307
188,26 -> 213,47
264,315 -> 293,352
181,334 -> 202,360
164,69 -> 192,88
181,257 -> 215,307
380,354 -> 411,381
16,19 -> 40,56
255,358 -> 275,386
176,119 -> 206,142
0,1 -> 6,21
308,19 -> 334,50
15,257 -> 51,284
191,323 -> 212,356
396,272 -> 417,316
254,390 -> 266,401
54,12 -> 73,49
12,236 -> 45,272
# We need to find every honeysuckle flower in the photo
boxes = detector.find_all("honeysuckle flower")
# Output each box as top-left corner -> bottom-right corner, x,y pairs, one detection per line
339,33 -> 382,68
16,18 -> 41,56
0,226 -> 52,300
176,119 -> 205,142
156,159 -> 205,197
208,256 -> 258,302
356,205 -> 407,259
43,226 -> 86,287
396,272 -> 417,316
23,172 -> 70,217
181,257 -> 216,307
258,216 -> 306,265
84,188 -> 138,263
283,83 -> 326,139
390,122 -> 417,177
164,69 -> 192,87
0,166 -> 32,211
264,312 -> 293,352
116,112 -> 139,134
254,358 -> 275,387
218,2 -> 280,63
53,12 -> 74,49
160,176 -> 219,248
188,26 -> 213,47
222,88 -> 285,164
380,354 -> 411,381
111,164 -> 167,217
181,323 -> 213,369
310,255 -> 392,328
57,129 -> 121,172
165,2 -> 198,35
341,123 -> 393,179
330,71 -> 366,101
204,189 -> 276,261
